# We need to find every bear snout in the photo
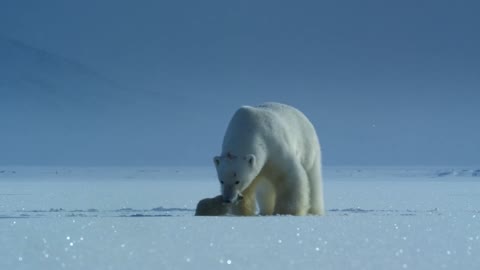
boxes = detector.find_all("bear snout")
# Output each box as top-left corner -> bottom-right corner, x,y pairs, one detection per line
222,186 -> 238,203
222,192 -> 235,203
222,192 -> 243,204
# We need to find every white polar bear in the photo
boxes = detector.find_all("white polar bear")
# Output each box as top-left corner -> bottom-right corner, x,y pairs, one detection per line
213,102 -> 325,216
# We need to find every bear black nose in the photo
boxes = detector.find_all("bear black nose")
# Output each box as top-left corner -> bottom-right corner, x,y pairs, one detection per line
223,199 -> 232,204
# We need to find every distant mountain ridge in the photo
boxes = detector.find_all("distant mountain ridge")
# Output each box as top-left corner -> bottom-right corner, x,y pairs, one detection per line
0,37 -> 219,165
0,37 -> 126,109
0,37 -> 195,111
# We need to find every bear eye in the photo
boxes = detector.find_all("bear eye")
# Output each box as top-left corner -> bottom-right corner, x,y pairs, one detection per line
220,180 -> 224,184
233,172 -> 237,177
235,181 -> 240,185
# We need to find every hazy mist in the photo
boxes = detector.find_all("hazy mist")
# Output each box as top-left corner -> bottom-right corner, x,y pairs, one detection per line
1,0 -> 479,166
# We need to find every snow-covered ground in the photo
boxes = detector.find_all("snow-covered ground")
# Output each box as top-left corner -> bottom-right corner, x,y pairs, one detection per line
1,166 -> 479,270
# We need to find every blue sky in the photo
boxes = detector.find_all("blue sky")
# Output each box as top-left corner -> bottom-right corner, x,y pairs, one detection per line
0,0 -> 479,166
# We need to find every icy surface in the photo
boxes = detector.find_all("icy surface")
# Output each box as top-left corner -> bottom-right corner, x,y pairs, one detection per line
1,167 -> 480,269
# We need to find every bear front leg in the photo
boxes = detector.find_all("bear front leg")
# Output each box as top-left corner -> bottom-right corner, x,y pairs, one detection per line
273,163 -> 310,216
256,179 -> 276,215
230,195 -> 256,216
230,183 -> 257,216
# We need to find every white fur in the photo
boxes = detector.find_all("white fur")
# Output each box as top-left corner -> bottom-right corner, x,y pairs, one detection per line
214,102 -> 325,216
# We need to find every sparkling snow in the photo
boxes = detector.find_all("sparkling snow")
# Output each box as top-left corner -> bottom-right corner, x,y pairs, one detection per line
1,166 -> 479,269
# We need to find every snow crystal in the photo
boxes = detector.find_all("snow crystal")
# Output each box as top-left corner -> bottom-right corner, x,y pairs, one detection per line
1,166 -> 480,270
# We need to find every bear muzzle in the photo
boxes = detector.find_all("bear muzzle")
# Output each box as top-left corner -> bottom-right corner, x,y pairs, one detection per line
222,192 -> 244,204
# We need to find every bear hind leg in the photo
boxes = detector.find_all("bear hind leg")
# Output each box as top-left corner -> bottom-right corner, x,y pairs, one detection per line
306,160 -> 325,215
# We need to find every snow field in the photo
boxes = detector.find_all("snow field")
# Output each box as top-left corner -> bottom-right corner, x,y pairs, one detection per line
1,167 -> 479,269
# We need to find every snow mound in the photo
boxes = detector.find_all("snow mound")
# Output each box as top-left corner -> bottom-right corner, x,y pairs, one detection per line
434,169 -> 480,178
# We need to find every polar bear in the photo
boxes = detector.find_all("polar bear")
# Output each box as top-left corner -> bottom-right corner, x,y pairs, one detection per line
213,102 -> 325,216
195,195 -> 229,216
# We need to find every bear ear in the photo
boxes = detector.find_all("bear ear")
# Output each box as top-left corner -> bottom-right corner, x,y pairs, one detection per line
213,156 -> 221,167
246,154 -> 256,167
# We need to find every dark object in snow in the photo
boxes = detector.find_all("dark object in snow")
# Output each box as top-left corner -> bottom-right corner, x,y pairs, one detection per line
435,170 -> 452,177
195,195 -> 229,216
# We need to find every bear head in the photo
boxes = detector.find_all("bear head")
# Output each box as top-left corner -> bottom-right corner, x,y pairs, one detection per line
213,152 -> 259,204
